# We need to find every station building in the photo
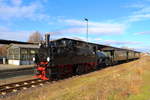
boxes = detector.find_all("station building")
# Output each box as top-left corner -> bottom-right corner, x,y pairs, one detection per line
7,44 -> 39,65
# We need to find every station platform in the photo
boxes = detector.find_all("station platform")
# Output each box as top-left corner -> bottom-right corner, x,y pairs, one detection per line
0,64 -> 34,72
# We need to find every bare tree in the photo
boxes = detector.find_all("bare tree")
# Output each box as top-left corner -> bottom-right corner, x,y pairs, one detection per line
0,45 -> 7,57
28,31 -> 43,43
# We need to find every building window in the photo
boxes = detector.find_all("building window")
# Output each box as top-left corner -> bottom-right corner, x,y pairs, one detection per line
30,50 -> 35,54
8,48 -> 20,60
21,49 -> 27,54
21,49 -> 28,60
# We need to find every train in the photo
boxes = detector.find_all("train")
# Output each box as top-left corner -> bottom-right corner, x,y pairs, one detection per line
33,34 -> 140,80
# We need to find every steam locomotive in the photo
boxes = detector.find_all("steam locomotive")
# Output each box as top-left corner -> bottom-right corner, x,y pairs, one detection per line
33,34 -> 140,80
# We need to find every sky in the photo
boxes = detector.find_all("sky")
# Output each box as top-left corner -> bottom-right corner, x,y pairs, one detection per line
0,0 -> 150,52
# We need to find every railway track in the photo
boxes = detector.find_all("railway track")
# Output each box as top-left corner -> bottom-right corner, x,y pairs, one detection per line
0,60 -> 139,98
0,78 -> 48,96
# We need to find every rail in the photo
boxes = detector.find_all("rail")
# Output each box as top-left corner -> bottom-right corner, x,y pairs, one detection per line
0,78 -> 48,96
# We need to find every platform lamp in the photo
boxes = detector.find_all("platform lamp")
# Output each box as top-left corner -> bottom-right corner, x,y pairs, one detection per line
84,18 -> 88,42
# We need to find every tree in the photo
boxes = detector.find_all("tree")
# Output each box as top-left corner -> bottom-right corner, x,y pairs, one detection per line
0,45 -> 7,57
28,31 -> 43,43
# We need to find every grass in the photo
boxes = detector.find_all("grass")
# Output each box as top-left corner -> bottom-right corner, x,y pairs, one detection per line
3,56 -> 150,100
127,63 -> 150,100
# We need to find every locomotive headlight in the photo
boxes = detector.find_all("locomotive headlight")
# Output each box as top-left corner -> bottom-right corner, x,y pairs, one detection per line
33,57 -> 35,61
47,57 -> 50,62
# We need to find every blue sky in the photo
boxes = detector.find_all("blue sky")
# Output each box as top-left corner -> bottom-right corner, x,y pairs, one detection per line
0,0 -> 150,52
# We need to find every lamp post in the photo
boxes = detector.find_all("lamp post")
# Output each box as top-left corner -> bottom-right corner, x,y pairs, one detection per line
84,18 -> 88,42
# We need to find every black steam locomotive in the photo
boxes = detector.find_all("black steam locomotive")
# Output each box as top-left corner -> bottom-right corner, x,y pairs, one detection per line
33,34 -> 140,80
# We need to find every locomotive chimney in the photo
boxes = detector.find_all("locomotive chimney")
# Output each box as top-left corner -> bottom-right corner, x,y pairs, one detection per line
45,34 -> 50,47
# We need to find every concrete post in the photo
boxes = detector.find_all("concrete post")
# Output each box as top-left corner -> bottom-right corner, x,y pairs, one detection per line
3,57 -> 6,64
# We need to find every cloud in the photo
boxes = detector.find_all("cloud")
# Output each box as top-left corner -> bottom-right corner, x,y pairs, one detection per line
41,0 -> 48,3
126,3 -> 150,22
101,40 -> 141,46
0,26 -> 33,41
133,6 -> 150,14
128,13 -> 150,22
59,27 -> 124,35
58,19 -> 126,35
133,46 -> 150,52
124,3 -> 145,9
0,26 -> 9,32
136,31 -> 150,34
62,19 -> 125,28
11,0 -> 22,6
93,38 -> 102,41
0,0 -> 49,20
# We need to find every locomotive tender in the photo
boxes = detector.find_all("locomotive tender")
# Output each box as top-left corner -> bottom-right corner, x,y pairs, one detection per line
34,34 -> 140,80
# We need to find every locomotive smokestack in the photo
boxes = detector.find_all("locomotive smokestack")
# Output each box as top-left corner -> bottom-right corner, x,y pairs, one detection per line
45,34 -> 50,47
